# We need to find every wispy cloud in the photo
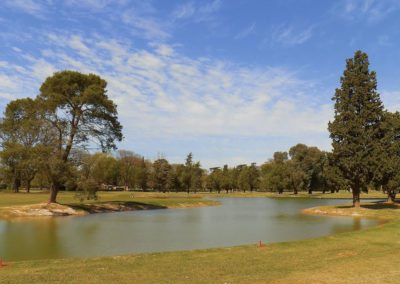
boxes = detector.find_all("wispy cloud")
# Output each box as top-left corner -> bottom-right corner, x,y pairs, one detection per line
235,23 -> 256,40
335,0 -> 400,22
269,25 -> 313,47
122,11 -> 171,40
65,0 -> 127,10
172,0 -> 222,23
2,0 -> 45,17
172,2 -> 196,19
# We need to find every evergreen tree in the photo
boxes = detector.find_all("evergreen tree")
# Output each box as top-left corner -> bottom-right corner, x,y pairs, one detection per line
328,51 -> 384,207
373,111 -> 400,202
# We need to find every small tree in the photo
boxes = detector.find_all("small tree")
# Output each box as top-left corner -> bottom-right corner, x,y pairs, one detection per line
152,158 -> 171,192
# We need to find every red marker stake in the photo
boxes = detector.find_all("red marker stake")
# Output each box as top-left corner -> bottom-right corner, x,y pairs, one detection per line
0,259 -> 8,267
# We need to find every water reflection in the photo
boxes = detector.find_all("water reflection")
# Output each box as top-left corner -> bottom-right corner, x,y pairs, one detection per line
0,198 -> 382,261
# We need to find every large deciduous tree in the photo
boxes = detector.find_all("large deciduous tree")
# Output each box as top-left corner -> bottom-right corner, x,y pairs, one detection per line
288,144 -> 326,194
38,71 -> 123,203
328,51 -> 384,207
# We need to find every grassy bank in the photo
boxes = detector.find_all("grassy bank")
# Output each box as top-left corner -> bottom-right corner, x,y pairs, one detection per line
304,200 -> 400,219
0,191 -> 220,218
1,203 -> 399,283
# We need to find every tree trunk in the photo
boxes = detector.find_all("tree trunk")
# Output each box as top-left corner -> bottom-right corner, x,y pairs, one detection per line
49,187 -> 58,203
26,180 -> 31,193
49,180 -> 62,203
13,176 -> 21,193
352,188 -> 360,208
387,190 -> 396,203
294,188 -> 298,195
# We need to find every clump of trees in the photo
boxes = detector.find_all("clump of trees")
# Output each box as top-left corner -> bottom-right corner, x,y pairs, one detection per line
0,71 -> 123,203
260,145 -> 328,195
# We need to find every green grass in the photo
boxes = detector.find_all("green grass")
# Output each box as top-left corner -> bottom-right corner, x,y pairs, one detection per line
0,191 -> 219,208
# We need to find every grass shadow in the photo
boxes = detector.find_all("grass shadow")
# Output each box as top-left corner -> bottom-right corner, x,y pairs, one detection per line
336,201 -> 400,210
69,201 -> 167,214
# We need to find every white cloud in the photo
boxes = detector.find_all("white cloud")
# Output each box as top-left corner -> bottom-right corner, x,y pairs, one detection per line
381,90 -> 400,112
69,35 -> 91,56
0,75 -> 17,90
156,44 -> 174,57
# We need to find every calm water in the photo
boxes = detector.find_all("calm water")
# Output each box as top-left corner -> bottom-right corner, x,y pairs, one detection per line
0,198 -> 383,261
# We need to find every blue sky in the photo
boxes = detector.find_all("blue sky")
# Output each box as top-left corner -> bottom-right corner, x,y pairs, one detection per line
1,0 -> 400,168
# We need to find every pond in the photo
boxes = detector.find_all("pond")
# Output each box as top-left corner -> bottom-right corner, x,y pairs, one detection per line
0,198 -> 384,261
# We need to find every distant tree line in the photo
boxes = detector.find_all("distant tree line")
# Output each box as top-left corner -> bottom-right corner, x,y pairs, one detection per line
0,140 -> 359,196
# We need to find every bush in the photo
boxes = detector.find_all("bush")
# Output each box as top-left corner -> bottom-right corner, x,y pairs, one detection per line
75,179 -> 99,202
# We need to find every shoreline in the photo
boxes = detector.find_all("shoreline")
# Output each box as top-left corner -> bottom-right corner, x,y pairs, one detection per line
0,199 -> 220,219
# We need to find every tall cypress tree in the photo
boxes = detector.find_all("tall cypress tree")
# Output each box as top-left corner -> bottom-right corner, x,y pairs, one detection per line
328,51 -> 384,207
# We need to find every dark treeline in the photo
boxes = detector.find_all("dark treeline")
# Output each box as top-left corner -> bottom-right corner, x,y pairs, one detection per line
1,51 -> 400,207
